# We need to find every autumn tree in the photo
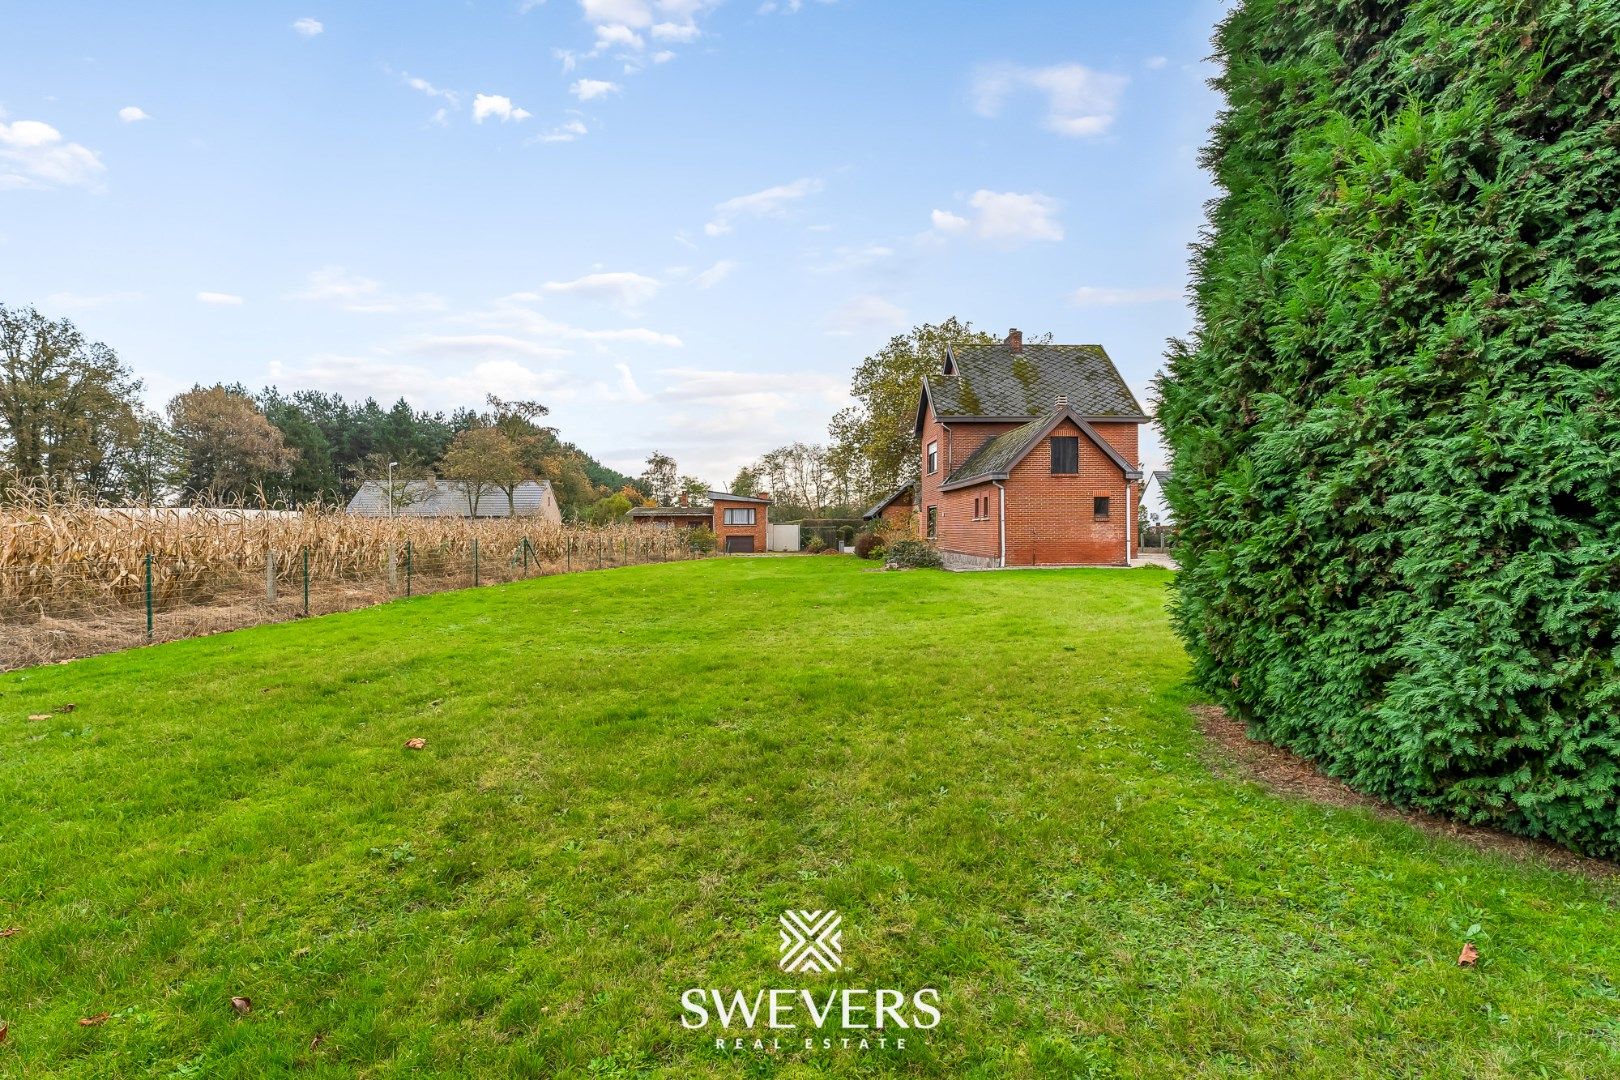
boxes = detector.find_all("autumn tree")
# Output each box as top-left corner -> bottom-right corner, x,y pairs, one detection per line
729,464 -> 763,497
439,426 -> 524,516
167,385 -> 297,502
0,304 -> 147,499
639,451 -> 680,505
827,318 -> 998,500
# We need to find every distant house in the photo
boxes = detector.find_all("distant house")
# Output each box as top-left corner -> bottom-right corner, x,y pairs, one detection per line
862,481 -> 917,530
1141,470 -> 1173,527
627,490 -> 772,553
345,479 -> 561,522
914,329 -> 1146,567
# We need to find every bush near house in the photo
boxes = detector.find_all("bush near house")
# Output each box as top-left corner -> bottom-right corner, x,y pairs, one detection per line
885,538 -> 943,570
853,531 -> 884,559
687,526 -> 716,554
1157,1 -> 1620,854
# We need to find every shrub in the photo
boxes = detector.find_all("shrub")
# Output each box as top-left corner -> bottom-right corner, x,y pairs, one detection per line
687,526 -> 716,554
885,539 -> 942,570
853,531 -> 883,559
1156,1 -> 1620,854
820,546 -> 842,556
805,536 -> 826,554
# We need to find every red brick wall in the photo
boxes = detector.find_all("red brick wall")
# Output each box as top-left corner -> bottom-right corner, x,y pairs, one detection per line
1001,419 -> 1132,566
879,501 -> 914,530
918,409 -> 1017,547
937,482 -> 1002,560
710,498 -> 767,553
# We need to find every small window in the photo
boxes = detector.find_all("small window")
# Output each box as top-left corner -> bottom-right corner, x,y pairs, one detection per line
1093,496 -> 1110,519
723,507 -> 756,526
1051,436 -> 1079,474
926,505 -> 938,539
926,441 -> 939,475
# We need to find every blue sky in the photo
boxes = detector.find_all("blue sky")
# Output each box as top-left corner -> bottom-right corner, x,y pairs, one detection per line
1,0 -> 1224,483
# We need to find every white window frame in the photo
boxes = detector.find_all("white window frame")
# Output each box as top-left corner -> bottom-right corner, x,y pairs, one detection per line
927,441 -> 939,474
723,507 -> 756,526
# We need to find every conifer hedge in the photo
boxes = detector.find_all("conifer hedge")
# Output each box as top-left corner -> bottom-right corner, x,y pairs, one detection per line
1157,1 -> 1620,854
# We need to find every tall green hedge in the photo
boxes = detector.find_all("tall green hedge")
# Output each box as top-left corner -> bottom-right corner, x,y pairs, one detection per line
1158,0 -> 1620,854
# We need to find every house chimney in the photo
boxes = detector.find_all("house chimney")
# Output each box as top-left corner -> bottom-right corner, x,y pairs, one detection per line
1005,328 -> 1023,352
678,492 -> 689,507
754,491 -> 770,502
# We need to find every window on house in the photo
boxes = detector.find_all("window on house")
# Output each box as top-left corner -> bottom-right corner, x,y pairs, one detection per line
1093,496 -> 1111,519
927,441 -> 938,474
1051,436 -> 1079,474
723,507 -> 756,526
926,506 -> 937,539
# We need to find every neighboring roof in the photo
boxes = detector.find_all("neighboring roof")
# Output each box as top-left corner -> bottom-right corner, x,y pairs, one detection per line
627,506 -> 712,519
915,342 -> 1147,433
706,490 -> 771,504
346,479 -> 554,517
1149,470 -> 1171,488
940,405 -> 1142,491
862,481 -> 916,520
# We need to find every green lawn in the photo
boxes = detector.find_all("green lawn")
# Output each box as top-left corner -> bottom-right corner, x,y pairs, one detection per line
1,558 -> 1617,1078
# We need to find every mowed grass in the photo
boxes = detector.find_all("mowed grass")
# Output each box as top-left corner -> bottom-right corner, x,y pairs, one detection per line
1,558 -> 1617,1078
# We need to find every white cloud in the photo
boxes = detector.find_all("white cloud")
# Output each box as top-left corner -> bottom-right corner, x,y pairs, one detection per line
651,21 -> 700,41
404,75 -> 458,105
594,362 -> 651,403
570,78 -> 621,101
292,266 -> 444,314
554,48 -> 579,73
823,294 -> 908,337
1070,285 -> 1180,307
117,106 -> 150,123
0,119 -> 104,191
705,176 -> 823,236
533,119 -> 589,144
1144,56 -> 1168,70
594,23 -> 644,50
692,259 -> 736,289
930,190 -> 1062,245
971,62 -> 1126,137
458,295 -> 683,348
809,243 -> 894,273
472,93 -> 532,123
268,353 -> 572,409
292,17 -> 324,37
581,0 -> 653,27
653,50 -> 676,63
197,291 -> 244,306
402,334 -> 572,360
542,271 -> 662,306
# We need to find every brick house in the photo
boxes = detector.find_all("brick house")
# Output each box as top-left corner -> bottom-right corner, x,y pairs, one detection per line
862,481 -> 918,530
913,329 -> 1146,567
627,490 -> 771,553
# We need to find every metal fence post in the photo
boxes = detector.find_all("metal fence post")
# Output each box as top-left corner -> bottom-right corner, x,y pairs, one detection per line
144,552 -> 154,640
302,546 -> 310,617
597,536 -> 603,569
473,538 -> 480,586
266,550 -> 277,604
406,540 -> 413,597
566,536 -> 572,572
523,537 -> 530,572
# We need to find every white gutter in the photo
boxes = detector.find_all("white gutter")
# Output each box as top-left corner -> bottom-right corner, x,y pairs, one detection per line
993,480 -> 1007,568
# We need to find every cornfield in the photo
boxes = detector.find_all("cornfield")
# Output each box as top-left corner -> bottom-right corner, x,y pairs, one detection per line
1,484 -> 705,669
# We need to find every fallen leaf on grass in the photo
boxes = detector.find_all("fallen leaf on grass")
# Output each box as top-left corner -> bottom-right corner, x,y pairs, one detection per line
0,1022 -> 8,1044
1458,942 -> 1479,967
27,714 -> 49,722
56,704 -> 77,714
230,996 -> 252,1015
0,927 -> 20,938
310,1033 -> 325,1050
78,1013 -> 109,1027
404,738 -> 427,750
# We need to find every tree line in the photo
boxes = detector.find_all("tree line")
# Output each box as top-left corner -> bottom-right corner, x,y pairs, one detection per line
0,304 -> 637,515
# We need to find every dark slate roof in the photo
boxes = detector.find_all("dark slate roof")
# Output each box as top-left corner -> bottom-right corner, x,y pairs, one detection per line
919,343 -> 1145,429
1150,470 -> 1171,488
862,481 -> 916,520
940,405 -> 1142,491
628,506 -> 712,519
706,490 -> 770,504
346,479 -> 556,518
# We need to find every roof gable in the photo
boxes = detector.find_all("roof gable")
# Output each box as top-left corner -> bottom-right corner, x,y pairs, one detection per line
940,406 -> 1142,491
920,342 -> 1145,423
